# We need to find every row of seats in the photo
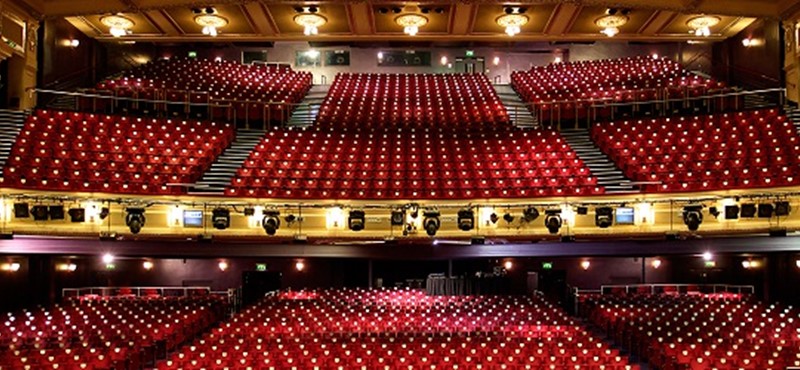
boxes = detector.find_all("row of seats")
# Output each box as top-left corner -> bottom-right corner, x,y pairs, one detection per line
585,293 -> 800,370
226,128 -> 603,199
511,56 -> 726,121
591,109 -> 800,192
158,288 -> 638,370
1,296 -> 226,370
317,74 -> 509,129
2,110 -> 235,195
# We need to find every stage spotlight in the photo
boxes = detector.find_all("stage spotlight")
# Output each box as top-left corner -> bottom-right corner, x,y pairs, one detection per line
682,205 -> 704,231
243,207 -> 255,216
423,209 -> 441,237
503,213 -> 514,223
99,207 -> 110,220
49,206 -> 65,220
457,209 -> 475,231
724,205 -> 740,220
489,213 -> 499,224
409,206 -> 419,219
577,206 -> 588,215
262,210 -> 280,235
348,210 -> 366,231
390,210 -> 405,226
708,207 -> 720,219
775,201 -> 791,216
544,210 -> 562,234
595,207 -> 613,228
212,208 -> 231,230
285,214 -> 297,225
125,208 -> 146,234
31,206 -> 49,221
13,203 -> 29,218
758,203 -> 774,218
68,208 -> 85,223
740,203 -> 756,218
522,207 -> 539,223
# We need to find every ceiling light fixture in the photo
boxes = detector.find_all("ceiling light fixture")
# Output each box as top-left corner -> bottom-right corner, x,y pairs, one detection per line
195,14 -> 228,37
294,13 -> 327,36
496,13 -> 528,37
595,14 -> 628,37
395,6 -> 428,36
687,15 -> 720,37
101,15 -> 135,37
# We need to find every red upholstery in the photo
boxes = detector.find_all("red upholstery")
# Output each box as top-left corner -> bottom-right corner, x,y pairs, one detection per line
0,296 -> 225,370
317,73 -> 509,129
1,110 -> 235,195
511,56 -> 727,121
591,109 -> 800,192
92,58 -> 312,122
587,294 -> 800,370
226,128 -> 603,199
158,288 -> 638,370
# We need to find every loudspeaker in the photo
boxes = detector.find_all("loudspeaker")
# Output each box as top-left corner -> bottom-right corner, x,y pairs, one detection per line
242,271 -> 282,307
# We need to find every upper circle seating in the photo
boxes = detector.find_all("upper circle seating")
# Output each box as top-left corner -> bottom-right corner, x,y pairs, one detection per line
1,110 -> 235,195
158,288 -> 639,370
585,293 -> 800,370
591,109 -> 800,192
317,73 -> 509,129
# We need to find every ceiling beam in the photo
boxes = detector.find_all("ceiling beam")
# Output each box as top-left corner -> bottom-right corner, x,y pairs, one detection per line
544,3 -> 582,36
144,10 -> 181,36
639,11 -> 677,35
347,2 -> 372,35
243,2 -> 275,35
450,4 -> 475,35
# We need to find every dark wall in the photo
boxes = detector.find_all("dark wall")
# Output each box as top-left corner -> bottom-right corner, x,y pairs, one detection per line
40,18 -> 98,89
712,19 -> 782,89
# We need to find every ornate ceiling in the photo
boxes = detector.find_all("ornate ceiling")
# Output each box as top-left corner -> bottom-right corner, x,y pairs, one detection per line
18,0 -> 800,42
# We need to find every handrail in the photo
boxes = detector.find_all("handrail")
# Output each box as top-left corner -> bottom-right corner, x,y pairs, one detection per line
572,283 -> 756,296
61,286 -> 214,298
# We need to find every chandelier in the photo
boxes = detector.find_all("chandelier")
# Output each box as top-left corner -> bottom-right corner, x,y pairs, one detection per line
195,14 -> 228,37
595,14 -> 628,37
395,13 -> 428,36
294,13 -> 327,36
496,14 -> 528,37
687,15 -> 720,37
100,15 -> 135,37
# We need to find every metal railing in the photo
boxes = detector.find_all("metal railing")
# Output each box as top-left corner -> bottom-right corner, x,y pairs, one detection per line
61,286 -> 229,299
27,86 -> 787,132
573,283 -> 755,296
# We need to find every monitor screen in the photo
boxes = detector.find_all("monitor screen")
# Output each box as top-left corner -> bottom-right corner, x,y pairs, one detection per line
615,207 -> 635,225
183,210 -> 204,228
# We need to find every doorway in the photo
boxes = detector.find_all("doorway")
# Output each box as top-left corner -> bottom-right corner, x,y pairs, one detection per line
455,57 -> 485,74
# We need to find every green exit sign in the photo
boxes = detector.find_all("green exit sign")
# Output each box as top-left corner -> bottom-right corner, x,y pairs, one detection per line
188,51 -> 197,58
542,262 -> 553,270
256,264 -> 267,272
704,261 -> 716,268
465,50 -> 475,57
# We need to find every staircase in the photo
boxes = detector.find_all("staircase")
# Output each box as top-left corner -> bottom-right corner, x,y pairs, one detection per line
0,110 -> 26,174
743,93 -> 775,110
786,106 -> 800,135
286,85 -> 329,128
494,84 -> 538,129
560,129 -> 638,194
47,94 -> 78,111
190,129 -> 265,194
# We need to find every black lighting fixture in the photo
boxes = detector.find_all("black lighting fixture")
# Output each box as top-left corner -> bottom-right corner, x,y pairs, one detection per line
522,207 -> 539,223
125,207 -> 146,234
390,210 -> 405,226
724,205 -> 740,220
503,212 -> 515,223
348,210 -> 366,231
708,206 -> 721,219
262,210 -> 280,236
423,209 -> 441,237
13,203 -> 29,218
49,206 -> 65,220
68,208 -> 85,223
544,210 -> 562,234
99,207 -> 110,220
576,206 -> 589,215
212,208 -> 231,230
31,205 -> 49,221
740,203 -> 757,218
489,213 -> 499,224
758,203 -> 774,218
243,207 -> 255,216
682,205 -> 704,232
457,209 -> 475,231
595,207 -> 613,228
284,214 -> 297,225
775,201 -> 791,216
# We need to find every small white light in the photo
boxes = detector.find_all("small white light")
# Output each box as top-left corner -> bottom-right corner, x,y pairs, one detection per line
553,57 -> 562,64
296,261 -> 305,272
214,56 -> 222,62
377,52 -> 383,59
102,254 -> 114,264
218,261 -> 229,271
742,38 -> 752,47
702,252 -> 713,261
504,261 -> 513,270
440,56 -> 448,65
652,53 -> 659,59
143,261 -> 154,270
601,27 -> 619,37
742,260 -> 751,269
492,56 -> 500,66
580,261 -> 590,270
306,49 -> 320,59
651,259 -> 662,269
